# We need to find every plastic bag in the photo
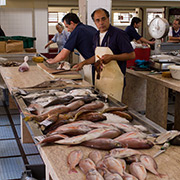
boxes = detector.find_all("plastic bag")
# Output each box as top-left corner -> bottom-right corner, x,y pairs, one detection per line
18,56 -> 29,72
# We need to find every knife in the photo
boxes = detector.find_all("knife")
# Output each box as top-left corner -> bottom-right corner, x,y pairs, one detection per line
153,142 -> 170,158
51,68 -> 77,74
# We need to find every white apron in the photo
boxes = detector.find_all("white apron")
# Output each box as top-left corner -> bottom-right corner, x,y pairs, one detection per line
95,47 -> 124,102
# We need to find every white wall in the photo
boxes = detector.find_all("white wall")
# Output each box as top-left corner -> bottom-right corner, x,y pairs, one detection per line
34,8 -> 48,53
0,7 -> 33,36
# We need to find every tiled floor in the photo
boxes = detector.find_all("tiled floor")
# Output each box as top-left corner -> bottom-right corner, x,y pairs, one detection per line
0,101 -> 44,180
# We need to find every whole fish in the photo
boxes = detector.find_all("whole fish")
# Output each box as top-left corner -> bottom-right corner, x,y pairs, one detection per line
88,150 -> 102,165
43,95 -> 74,107
109,123 -> 138,132
115,138 -> 154,149
67,150 -> 83,173
140,154 -> 165,177
75,110 -> 107,122
102,106 -> 128,113
86,169 -> 104,180
37,134 -> 68,145
102,113 -> 130,124
99,129 -> 122,139
115,131 -> 147,141
103,168 -> 123,180
109,148 -> 141,159
79,158 -> 96,174
155,130 -> 180,144
103,156 -> 124,176
81,138 -> 123,150
55,128 -> 109,145
110,111 -> 133,121
129,162 -> 147,180
122,172 -> 138,180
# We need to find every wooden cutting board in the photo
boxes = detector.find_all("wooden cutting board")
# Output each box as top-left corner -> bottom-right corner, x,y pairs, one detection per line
37,63 -> 82,79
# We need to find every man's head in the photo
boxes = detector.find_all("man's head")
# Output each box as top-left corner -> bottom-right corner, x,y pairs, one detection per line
62,13 -> 80,32
173,18 -> 180,30
131,17 -> 141,28
56,23 -> 64,33
91,8 -> 110,33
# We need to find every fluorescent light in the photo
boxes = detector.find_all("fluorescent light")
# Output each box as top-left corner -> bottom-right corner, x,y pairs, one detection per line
0,0 -> 6,6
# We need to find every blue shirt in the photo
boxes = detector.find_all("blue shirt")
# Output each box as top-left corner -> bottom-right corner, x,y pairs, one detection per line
125,25 -> 142,42
93,25 -> 134,76
51,30 -> 70,53
64,23 -> 97,59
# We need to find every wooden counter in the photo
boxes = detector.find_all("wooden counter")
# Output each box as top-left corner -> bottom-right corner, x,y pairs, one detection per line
123,69 -> 180,130
1,66 -> 180,180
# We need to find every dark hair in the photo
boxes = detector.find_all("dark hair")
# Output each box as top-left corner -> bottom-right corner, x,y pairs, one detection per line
91,8 -> 110,21
175,18 -> 180,25
62,13 -> 80,25
131,17 -> 141,26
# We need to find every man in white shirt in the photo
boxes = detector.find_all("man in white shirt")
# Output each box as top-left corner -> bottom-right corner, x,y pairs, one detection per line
168,18 -> 180,42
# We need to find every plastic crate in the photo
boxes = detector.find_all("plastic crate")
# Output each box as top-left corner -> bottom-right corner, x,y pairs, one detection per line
9,36 -> 36,48
127,47 -> 150,68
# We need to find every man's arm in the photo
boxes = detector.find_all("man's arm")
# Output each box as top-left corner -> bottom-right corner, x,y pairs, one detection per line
101,51 -> 135,64
73,56 -> 95,70
139,37 -> 155,45
168,36 -> 180,42
47,48 -> 70,64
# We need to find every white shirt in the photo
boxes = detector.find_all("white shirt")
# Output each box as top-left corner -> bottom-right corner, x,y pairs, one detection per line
99,31 -> 107,46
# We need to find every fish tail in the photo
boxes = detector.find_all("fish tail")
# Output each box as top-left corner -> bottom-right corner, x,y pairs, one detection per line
68,168 -> 78,174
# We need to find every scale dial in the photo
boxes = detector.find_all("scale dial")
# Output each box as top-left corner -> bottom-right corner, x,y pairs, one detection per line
148,16 -> 169,39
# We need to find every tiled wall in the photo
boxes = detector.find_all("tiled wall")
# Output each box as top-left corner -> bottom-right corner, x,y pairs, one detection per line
0,8 -> 33,36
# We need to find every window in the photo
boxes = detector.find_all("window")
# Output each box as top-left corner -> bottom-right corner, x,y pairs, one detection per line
113,12 -> 136,26
146,8 -> 164,25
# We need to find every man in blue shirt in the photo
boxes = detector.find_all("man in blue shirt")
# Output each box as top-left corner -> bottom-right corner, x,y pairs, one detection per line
47,13 -> 96,64
75,8 -> 135,77
125,17 -> 154,45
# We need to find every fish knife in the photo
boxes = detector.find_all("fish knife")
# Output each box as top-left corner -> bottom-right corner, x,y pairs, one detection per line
153,142 -> 170,158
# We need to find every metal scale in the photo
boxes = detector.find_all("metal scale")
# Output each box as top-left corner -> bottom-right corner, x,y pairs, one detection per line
148,16 -> 180,71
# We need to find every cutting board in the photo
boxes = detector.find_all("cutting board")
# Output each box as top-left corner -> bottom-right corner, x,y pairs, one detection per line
37,63 -> 82,79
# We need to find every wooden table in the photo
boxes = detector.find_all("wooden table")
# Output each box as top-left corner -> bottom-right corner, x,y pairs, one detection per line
1,66 -> 180,180
123,69 -> 180,130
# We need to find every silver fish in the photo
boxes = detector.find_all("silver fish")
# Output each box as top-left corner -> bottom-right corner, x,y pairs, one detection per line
129,162 -> 147,180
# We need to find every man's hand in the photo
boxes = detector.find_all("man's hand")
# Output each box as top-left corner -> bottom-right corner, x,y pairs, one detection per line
72,61 -> 85,71
101,54 -> 113,64
46,58 -> 59,64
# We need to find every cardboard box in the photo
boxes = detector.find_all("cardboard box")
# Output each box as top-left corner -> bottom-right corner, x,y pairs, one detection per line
0,41 -> 6,53
6,40 -> 24,53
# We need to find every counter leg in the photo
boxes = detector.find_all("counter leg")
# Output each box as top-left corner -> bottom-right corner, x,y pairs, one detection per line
122,73 -> 147,112
174,92 -> 180,130
20,114 -> 34,143
146,81 -> 168,129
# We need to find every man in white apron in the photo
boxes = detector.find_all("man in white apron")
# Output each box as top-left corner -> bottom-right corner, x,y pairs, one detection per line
75,8 -> 135,101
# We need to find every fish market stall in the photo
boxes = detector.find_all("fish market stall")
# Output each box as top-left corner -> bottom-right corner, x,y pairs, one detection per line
1,65 -> 180,180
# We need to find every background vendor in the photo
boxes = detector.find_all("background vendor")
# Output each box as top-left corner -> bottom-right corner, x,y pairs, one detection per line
168,18 -> 180,42
125,17 -> 155,45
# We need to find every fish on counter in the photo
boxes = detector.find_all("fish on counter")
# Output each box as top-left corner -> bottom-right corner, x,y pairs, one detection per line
57,61 -> 71,70
86,169 -> 104,180
80,138 -> 124,150
109,148 -> 141,159
79,158 -> 96,174
129,162 -> 147,180
103,168 -> 123,180
155,130 -> 180,144
88,150 -> 102,165
122,171 -> 138,180
67,150 -> 83,173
